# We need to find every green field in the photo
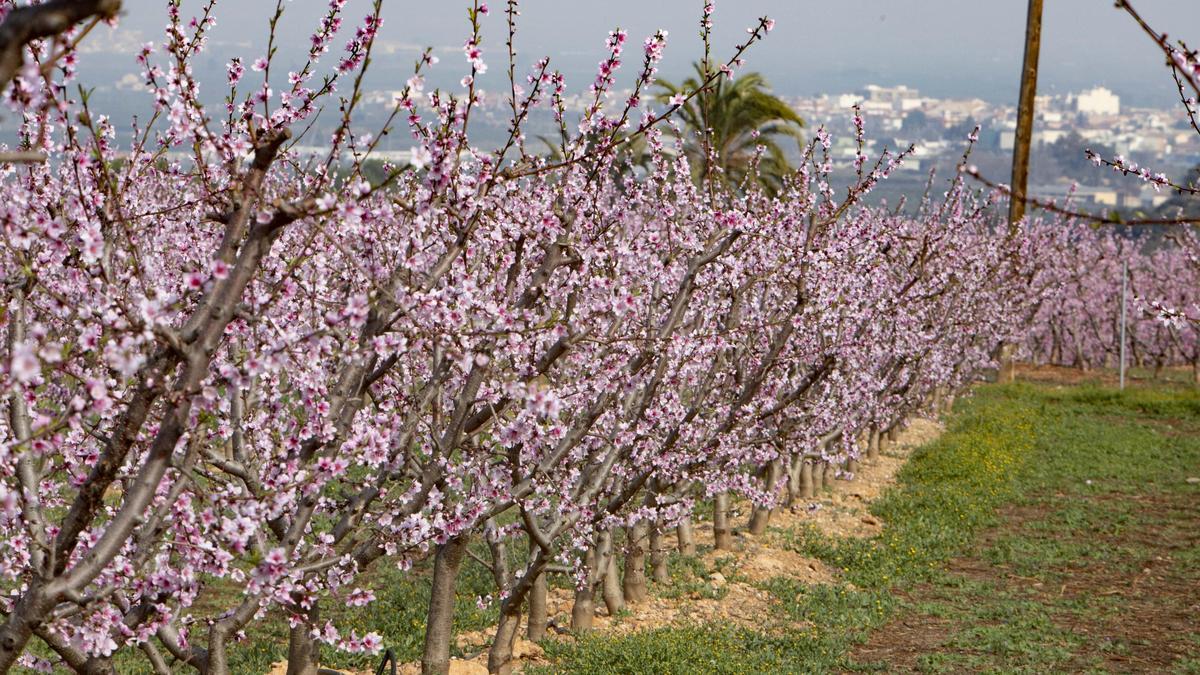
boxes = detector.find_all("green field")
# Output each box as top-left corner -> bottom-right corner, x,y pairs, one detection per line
536,381 -> 1200,674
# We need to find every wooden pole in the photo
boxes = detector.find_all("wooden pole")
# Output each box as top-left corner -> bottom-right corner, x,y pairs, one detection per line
996,0 -> 1044,384
1008,0 -> 1045,231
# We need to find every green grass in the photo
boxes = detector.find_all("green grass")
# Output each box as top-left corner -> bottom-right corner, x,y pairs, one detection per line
851,383 -> 1200,674
535,381 -> 1200,674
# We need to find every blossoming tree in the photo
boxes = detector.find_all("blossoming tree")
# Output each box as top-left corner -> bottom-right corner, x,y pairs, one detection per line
0,2 -> 1175,675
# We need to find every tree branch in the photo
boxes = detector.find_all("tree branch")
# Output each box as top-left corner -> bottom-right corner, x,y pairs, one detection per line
0,0 -> 121,90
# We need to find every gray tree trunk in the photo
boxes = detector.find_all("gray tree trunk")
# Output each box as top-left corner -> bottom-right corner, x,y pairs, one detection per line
599,533 -> 624,616
487,599 -> 522,675
801,459 -> 814,499
748,459 -> 781,535
571,544 -> 597,632
713,493 -> 733,550
785,454 -> 803,507
527,571 -> 547,642
0,587 -> 50,673
571,586 -> 595,632
676,517 -> 696,556
421,536 -> 468,675
622,522 -> 649,604
286,607 -> 320,675
648,522 -> 669,583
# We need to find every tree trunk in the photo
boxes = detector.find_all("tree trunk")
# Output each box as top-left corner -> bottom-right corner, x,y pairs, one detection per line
571,586 -> 594,632
487,599 -> 522,675
286,619 -> 320,675
801,459 -> 814,499
571,544 -> 597,632
748,459 -> 781,535
285,602 -> 323,675
0,588 -> 52,674
207,625 -> 232,675
676,517 -> 696,556
747,507 -> 770,534
527,571 -> 547,642
422,536 -> 468,675
648,522 -> 669,584
812,459 -> 825,492
602,553 -> 624,615
622,523 -> 649,604
599,533 -> 624,616
713,492 -> 733,550
785,454 -> 803,507
489,543 -> 552,675
998,342 -> 1017,383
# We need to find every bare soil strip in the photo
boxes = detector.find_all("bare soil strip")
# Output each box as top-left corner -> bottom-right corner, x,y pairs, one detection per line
852,486 -> 1200,672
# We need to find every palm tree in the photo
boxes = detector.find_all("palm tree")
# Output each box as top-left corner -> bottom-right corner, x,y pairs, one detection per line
656,63 -> 804,194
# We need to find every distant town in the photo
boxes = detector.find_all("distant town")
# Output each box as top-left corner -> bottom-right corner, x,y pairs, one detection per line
7,68 -> 1197,216
787,84 -> 1198,212
358,80 -> 1200,214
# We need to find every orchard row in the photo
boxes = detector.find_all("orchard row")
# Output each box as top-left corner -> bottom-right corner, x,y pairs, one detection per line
0,1 -> 1195,674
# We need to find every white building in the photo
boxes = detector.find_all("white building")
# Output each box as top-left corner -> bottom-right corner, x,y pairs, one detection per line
836,93 -> 864,109
863,84 -> 919,105
1033,129 -> 1069,146
838,85 -> 921,112
1076,87 -> 1120,116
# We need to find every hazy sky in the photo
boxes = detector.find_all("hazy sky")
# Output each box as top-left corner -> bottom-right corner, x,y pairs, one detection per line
87,0 -> 1200,106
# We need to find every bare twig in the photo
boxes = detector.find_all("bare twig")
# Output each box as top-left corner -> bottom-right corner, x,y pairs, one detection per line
1114,0 -> 1200,99
964,166 -> 1197,226
0,0 -> 121,90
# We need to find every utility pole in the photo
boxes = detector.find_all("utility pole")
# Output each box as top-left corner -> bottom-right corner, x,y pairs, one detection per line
996,0 -> 1045,385
1120,260 -> 1128,390
1009,0 -> 1045,232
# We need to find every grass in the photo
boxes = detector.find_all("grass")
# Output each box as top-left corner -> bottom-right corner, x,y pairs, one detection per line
534,384 -> 1042,673
535,381 -> 1200,674
865,383 -> 1200,674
